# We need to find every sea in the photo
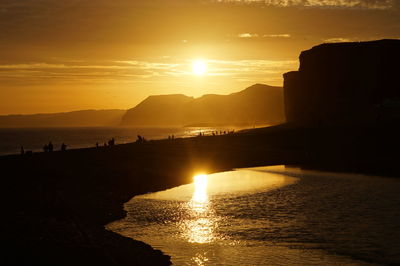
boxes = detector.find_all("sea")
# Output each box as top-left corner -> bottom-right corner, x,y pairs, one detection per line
0,126 -> 243,156
107,166 -> 400,265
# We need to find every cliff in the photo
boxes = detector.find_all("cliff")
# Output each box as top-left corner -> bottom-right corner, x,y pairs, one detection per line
121,94 -> 194,126
121,84 -> 285,126
284,39 -> 400,124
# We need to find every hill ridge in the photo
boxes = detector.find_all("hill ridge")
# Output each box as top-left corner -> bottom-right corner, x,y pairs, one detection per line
121,84 -> 285,126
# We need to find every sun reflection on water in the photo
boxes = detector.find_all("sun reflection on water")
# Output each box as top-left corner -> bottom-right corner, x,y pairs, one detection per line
108,167 -> 302,266
180,174 -> 219,244
191,253 -> 209,266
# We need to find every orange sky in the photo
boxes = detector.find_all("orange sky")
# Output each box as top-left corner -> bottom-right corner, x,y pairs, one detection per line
0,0 -> 399,114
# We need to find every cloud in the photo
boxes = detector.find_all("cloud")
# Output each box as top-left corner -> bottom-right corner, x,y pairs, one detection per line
323,37 -> 353,43
0,61 -> 159,84
237,33 -> 259,38
322,36 -> 400,43
263,34 -> 291,38
236,33 -> 291,39
216,0 -> 395,9
206,59 -> 297,76
0,58 -> 298,86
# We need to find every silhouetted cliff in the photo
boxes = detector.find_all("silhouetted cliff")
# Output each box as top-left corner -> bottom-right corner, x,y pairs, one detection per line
284,39 -> 400,124
121,94 -> 194,126
121,84 -> 285,126
0,109 -> 126,127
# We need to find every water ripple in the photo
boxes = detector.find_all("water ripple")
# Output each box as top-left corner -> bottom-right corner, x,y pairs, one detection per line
108,166 -> 400,265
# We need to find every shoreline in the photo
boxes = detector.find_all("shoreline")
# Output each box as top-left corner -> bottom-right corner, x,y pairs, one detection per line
1,124 -> 399,265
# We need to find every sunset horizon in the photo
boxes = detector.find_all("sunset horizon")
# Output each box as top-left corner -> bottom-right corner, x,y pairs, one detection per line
1,0 -> 399,115
2,1 -> 400,266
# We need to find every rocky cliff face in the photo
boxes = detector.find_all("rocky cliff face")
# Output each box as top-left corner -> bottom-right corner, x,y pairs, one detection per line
284,39 -> 400,124
121,84 -> 285,126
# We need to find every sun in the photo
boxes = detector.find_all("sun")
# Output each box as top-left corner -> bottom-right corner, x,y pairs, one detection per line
192,60 -> 207,76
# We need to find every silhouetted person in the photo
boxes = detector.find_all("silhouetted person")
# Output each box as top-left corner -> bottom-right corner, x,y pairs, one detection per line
104,142 -> 107,147
108,138 -> 115,146
172,135 -> 174,139
48,142 -> 53,152
43,144 -> 49,152
20,146 -> 24,155
96,142 -> 99,148
61,143 -> 67,151
136,135 -> 147,143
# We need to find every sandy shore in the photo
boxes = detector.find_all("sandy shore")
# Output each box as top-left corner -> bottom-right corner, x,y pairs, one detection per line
1,123 -> 399,265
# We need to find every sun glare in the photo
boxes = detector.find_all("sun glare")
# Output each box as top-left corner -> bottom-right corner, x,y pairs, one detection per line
193,174 -> 208,202
192,60 -> 207,76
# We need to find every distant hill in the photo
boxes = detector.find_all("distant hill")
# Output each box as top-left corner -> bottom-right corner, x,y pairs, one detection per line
0,109 -> 126,127
121,84 -> 285,126
0,84 -> 285,128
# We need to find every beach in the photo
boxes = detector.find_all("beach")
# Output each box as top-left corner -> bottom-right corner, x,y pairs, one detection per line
1,123 -> 399,265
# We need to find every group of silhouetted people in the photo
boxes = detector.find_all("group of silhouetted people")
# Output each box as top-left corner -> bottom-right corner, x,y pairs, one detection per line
20,146 -> 33,155
95,137 -> 116,148
18,129 -> 238,156
43,142 -> 54,152
19,141 -> 67,155
197,130 -> 235,137
42,141 -> 67,152
216,130 -> 235,135
17,128 -> 238,156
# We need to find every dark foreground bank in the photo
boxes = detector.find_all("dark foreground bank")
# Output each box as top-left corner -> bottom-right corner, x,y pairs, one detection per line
1,123 -> 399,265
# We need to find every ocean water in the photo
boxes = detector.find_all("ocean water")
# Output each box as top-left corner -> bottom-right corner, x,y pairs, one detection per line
108,166 -> 400,265
0,126 -> 239,155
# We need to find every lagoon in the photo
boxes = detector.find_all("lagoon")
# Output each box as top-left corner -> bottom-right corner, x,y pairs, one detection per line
108,166 -> 400,265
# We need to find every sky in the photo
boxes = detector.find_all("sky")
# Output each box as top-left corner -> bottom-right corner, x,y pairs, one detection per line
0,0 -> 399,114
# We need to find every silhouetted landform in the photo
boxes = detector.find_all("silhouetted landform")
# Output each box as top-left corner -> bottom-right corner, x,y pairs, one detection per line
121,84 -> 285,126
2,121 -> 400,265
0,109 -> 125,127
284,39 -> 400,124
1,84 -> 284,128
